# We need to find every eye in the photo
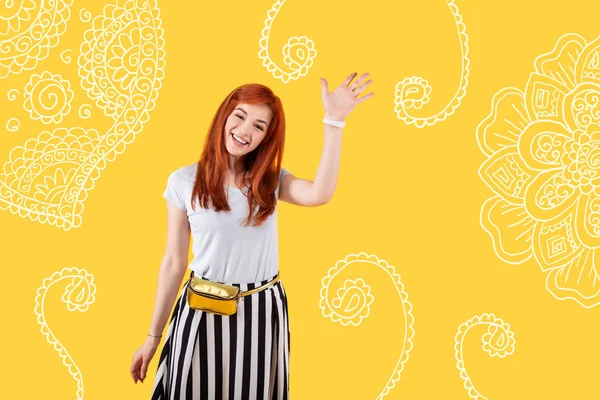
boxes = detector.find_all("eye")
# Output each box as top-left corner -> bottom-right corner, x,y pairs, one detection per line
255,125 -> 264,131
236,114 -> 243,120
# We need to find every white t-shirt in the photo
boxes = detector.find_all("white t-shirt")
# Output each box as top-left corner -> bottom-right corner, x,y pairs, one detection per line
162,162 -> 292,284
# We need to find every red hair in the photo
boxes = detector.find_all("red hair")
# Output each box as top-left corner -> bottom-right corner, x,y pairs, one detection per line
190,83 -> 286,227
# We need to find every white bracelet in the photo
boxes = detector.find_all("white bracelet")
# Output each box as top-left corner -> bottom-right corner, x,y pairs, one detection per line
323,117 -> 346,128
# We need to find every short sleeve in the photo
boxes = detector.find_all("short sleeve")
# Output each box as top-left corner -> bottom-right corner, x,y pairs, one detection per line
163,168 -> 187,211
277,167 -> 292,198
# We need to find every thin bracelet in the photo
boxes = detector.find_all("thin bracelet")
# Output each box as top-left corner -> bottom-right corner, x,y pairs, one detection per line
148,333 -> 162,338
323,117 -> 346,128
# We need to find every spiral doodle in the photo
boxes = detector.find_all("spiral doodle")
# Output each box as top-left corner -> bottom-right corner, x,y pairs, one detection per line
6,117 -> 19,132
7,89 -> 19,101
34,267 -> 96,400
477,33 -> 600,308
23,71 -> 74,124
60,49 -> 74,64
78,104 -> 92,119
258,0 -> 317,84
79,8 -> 92,23
454,313 -> 515,400
393,0 -> 470,128
319,252 -> 414,399
0,0 -> 166,230
0,0 -> 73,78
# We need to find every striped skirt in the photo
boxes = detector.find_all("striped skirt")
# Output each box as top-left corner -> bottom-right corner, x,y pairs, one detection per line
151,271 -> 290,400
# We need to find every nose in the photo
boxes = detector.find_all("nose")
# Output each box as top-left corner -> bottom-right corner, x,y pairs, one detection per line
236,120 -> 253,135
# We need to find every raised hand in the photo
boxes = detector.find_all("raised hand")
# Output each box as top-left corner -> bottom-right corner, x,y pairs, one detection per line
320,72 -> 375,121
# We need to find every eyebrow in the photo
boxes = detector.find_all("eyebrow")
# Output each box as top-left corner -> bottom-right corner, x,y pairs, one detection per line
235,107 -> 268,126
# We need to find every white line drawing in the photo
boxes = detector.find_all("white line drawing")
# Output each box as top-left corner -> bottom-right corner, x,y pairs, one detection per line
455,313 -> 515,400
78,104 -> 92,119
258,0 -> 317,84
393,0 -> 470,128
60,49 -> 74,64
34,267 -> 97,400
7,89 -> 19,101
0,0 -> 165,230
23,71 -> 74,124
78,0 -> 166,119
79,8 -> 92,23
0,0 -> 73,78
477,33 -> 600,308
319,252 -> 414,399
6,118 -> 19,132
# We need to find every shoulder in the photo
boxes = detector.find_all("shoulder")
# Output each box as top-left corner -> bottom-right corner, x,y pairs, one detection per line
169,162 -> 197,180
165,163 -> 197,192
180,162 -> 198,179
279,167 -> 292,182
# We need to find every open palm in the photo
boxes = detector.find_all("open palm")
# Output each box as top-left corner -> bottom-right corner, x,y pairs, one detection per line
320,72 -> 375,121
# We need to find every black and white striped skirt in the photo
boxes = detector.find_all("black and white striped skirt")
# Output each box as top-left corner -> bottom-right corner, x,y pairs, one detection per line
151,271 -> 290,400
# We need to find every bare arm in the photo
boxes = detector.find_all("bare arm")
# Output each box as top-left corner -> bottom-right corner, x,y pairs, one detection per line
278,123 -> 341,207
131,199 -> 191,384
147,199 -> 191,338
279,71 -> 375,207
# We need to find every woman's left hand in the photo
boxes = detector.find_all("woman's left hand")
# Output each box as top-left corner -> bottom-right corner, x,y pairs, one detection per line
320,72 -> 375,121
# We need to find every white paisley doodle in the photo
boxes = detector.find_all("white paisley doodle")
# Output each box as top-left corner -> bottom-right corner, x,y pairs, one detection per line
258,0 -> 317,84
79,8 -> 92,23
454,313 -> 515,400
6,117 -> 19,132
23,71 -> 74,124
7,88 -> 19,101
60,49 -> 74,64
34,267 -> 97,400
319,252 -> 414,399
78,104 -> 92,119
0,0 -> 166,230
0,0 -> 73,78
477,33 -> 600,308
393,0 -> 469,128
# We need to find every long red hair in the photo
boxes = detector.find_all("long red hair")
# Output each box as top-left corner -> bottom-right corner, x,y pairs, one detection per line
190,83 -> 286,227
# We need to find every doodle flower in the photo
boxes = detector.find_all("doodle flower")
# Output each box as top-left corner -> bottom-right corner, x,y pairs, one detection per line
282,36 -> 316,76
0,0 -> 37,35
477,34 -> 600,308
23,71 -> 74,124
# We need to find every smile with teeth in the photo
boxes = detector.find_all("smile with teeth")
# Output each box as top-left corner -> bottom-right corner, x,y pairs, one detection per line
231,133 -> 249,145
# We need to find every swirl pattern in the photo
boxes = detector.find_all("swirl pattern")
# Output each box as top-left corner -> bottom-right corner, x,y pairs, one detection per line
258,0 -> 317,84
7,88 -> 19,101
477,33 -> 600,308
454,313 -> 515,400
78,104 -> 92,119
78,0 -> 165,119
34,267 -> 97,400
0,0 -> 166,230
6,117 -> 19,132
0,0 -> 73,78
319,252 -> 414,399
393,0 -> 469,128
23,71 -> 74,124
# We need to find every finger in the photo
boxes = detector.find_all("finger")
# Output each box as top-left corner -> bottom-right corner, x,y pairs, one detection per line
320,78 -> 329,97
357,92 -> 375,103
342,72 -> 358,87
352,79 -> 373,96
349,73 -> 370,91
141,359 -> 149,380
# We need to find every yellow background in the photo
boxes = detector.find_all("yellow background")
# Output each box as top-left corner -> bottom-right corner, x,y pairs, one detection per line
2,0 -> 600,399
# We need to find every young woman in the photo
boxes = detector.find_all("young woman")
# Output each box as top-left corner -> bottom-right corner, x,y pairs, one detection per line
130,72 -> 374,399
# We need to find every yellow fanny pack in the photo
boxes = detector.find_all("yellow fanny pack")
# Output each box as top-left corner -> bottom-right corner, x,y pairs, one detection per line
186,272 -> 280,316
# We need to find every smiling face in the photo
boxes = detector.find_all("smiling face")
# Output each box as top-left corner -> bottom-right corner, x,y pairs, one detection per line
224,102 -> 272,159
